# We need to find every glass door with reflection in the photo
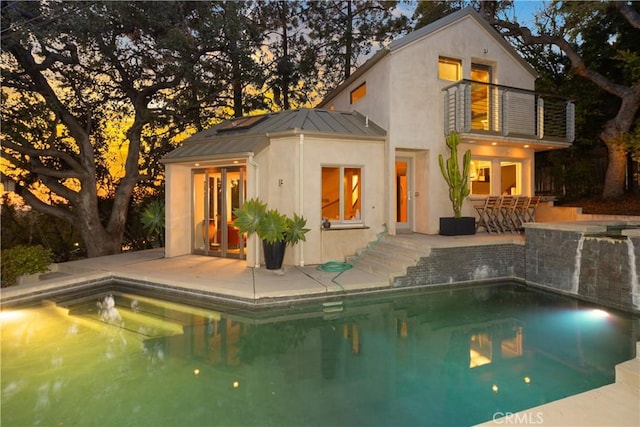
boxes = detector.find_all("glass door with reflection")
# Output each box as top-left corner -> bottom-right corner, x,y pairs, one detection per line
192,167 -> 245,259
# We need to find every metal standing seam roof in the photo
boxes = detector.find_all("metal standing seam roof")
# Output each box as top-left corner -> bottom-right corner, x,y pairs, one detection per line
161,108 -> 386,163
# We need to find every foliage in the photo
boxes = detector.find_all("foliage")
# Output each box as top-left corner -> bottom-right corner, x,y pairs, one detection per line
256,209 -> 289,244
438,132 -> 471,218
412,1 -> 511,30
140,199 -> 165,248
486,1 -> 640,198
1,245 -> 53,288
1,196 -> 84,262
285,213 -> 310,246
233,198 -> 309,245
304,0 -> 409,91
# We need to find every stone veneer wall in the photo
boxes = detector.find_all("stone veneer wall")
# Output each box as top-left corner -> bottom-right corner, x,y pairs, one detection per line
390,224 -> 639,314
524,227 -> 581,294
525,223 -> 640,313
393,244 -> 525,288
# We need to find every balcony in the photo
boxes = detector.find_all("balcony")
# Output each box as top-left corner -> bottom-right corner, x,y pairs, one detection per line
443,80 -> 574,148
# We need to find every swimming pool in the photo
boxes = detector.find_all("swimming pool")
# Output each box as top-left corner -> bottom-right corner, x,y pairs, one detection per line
1,283 -> 638,426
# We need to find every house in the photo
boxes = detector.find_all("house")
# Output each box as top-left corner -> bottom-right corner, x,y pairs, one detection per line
161,7 -> 573,267
161,109 -> 386,267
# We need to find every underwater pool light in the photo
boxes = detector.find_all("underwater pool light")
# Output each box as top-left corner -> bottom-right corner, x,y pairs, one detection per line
588,309 -> 609,319
0,310 -> 25,323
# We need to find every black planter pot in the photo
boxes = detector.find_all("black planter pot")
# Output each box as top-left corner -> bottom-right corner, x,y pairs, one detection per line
439,217 -> 476,236
263,240 -> 287,270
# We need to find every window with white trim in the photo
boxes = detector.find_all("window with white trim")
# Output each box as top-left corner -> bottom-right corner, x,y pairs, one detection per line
321,166 -> 362,223
350,83 -> 366,104
469,159 -> 492,195
438,57 -> 461,81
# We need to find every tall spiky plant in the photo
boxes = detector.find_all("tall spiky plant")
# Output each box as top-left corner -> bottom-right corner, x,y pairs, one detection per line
438,132 -> 471,218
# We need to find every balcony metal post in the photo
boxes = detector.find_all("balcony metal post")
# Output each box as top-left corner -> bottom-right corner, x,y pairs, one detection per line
463,83 -> 471,133
502,89 -> 509,136
566,101 -> 575,143
537,96 -> 544,140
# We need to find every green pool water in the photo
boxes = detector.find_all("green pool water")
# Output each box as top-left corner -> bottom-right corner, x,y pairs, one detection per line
1,283 -> 638,427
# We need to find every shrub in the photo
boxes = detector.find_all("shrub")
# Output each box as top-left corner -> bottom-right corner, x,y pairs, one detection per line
1,245 -> 53,288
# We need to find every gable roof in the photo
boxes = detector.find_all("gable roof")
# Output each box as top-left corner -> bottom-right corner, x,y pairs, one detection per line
161,108 -> 386,163
317,6 -> 536,108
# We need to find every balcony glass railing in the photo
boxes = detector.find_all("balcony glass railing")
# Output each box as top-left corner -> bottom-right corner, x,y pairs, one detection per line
443,80 -> 574,143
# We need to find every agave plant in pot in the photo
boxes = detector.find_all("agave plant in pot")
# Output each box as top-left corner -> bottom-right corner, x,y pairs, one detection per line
233,198 -> 310,270
438,131 -> 476,236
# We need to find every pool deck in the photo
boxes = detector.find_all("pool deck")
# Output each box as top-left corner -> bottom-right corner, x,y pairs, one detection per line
1,232 -> 638,427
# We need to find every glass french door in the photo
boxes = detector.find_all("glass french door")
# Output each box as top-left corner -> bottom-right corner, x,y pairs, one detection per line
470,63 -> 492,131
193,167 -> 246,258
395,157 -> 413,232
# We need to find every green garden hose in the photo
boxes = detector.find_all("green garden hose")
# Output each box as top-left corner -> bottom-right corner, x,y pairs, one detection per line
317,224 -> 387,291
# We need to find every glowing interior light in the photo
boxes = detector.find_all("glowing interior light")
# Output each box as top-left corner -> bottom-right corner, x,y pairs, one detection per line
232,381 -> 239,389
524,376 -> 531,384
492,384 -> 499,393
193,369 -> 200,376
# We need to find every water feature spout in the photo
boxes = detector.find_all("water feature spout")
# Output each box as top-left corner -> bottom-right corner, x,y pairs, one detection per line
626,238 -> 639,309
571,235 -> 585,294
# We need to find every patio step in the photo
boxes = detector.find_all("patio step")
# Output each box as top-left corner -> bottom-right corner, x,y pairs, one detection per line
615,342 -> 640,390
349,234 -> 431,281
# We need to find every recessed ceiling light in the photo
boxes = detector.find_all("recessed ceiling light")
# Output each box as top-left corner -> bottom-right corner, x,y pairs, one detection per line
524,145 -> 530,148
491,142 -> 497,146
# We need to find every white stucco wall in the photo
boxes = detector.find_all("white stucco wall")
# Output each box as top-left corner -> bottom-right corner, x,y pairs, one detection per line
330,55 -> 392,131
265,134 -> 386,266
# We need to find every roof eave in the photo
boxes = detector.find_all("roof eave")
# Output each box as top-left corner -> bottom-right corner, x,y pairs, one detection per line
316,48 -> 390,108
161,152 -> 255,165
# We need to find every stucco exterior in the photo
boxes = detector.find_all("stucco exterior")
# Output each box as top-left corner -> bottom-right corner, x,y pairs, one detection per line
162,109 -> 386,267
319,8 -> 547,235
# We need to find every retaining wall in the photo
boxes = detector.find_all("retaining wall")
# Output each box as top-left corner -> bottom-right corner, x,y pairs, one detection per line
393,244 -> 525,288
391,223 -> 640,314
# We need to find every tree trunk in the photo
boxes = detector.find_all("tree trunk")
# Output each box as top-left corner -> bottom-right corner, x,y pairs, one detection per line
601,137 -> 628,198
82,227 -> 123,258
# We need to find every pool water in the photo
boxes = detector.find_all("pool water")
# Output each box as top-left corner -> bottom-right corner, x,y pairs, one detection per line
1,283 -> 638,427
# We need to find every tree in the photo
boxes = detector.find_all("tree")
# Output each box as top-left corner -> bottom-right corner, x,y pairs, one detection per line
258,0 -> 316,110
304,0 -> 409,95
484,1 -> 640,198
412,1 -> 512,29
0,1 -> 228,257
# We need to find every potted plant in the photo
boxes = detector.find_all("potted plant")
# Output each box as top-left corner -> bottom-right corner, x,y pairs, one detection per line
233,198 -> 310,270
437,131 -> 476,236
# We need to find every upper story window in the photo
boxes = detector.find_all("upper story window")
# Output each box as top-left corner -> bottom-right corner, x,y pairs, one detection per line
322,166 -> 362,223
438,57 -> 461,81
470,63 -> 493,130
350,83 -> 366,104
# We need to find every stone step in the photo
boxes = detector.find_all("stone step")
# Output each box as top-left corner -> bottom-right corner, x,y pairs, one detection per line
364,240 -> 430,261
348,234 -> 432,281
350,257 -> 400,280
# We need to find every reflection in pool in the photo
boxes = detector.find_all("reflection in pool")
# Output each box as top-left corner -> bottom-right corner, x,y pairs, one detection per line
1,283 -> 638,426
